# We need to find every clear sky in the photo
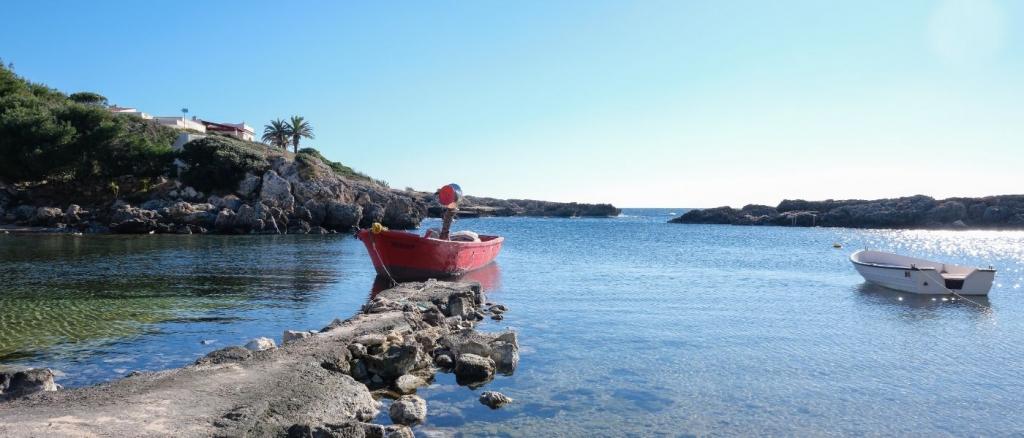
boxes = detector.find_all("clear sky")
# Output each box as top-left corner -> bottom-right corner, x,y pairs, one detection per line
1,1 -> 1021,207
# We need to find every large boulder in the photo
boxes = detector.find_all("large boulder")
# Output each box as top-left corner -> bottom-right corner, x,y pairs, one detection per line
237,173 -> 262,198
479,391 -> 513,409
454,353 -> 495,386
31,207 -> 63,226
388,395 -> 427,425
324,201 -> 362,231
382,197 -> 424,230
359,203 -> 385,228
260,170 -> 295,211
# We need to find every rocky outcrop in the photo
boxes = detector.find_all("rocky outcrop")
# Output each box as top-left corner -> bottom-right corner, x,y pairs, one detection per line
424,195 -> 621,218
670,194 -> 1024,229
0,281 -> 518,437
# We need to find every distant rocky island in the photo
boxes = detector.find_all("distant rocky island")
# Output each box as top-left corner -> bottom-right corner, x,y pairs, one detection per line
670,195 -> 1024,229
0,64 -> 618,235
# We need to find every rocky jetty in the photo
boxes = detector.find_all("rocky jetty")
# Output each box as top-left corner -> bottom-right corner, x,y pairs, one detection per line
670,195 -> 1024,229
0,281 -> 518,437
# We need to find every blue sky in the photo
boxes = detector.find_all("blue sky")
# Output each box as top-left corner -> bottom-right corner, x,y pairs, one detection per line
2,1 -> 1021,207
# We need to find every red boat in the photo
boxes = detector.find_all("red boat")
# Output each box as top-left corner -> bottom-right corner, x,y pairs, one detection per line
358,228 -> 504,280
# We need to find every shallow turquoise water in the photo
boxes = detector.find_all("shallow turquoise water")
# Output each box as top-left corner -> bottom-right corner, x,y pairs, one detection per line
3,209 -> 1024,436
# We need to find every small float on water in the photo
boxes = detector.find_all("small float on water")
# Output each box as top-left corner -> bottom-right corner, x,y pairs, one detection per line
358,183 -> 504,281
850,250 -> 996,295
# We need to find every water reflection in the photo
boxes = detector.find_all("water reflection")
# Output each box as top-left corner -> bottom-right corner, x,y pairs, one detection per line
854,282 -> 993,315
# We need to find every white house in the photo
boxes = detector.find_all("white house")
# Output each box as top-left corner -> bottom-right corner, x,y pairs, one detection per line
108,106 -> 153,120
154,116 -> 207,133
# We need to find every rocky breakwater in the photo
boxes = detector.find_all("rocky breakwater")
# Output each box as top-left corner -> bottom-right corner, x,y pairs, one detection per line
0,280 -> 518,437
0,147 -> 426,235
424,194 -> 621,218
670,194 -> 1024,230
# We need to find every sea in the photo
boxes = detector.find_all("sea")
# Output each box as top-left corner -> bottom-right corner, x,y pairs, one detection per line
2,208 -> 1023,436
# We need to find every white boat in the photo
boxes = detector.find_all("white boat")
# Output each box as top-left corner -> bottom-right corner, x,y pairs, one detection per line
850,250 -> 996,295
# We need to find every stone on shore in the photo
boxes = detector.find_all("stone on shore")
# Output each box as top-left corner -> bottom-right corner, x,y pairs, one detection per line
479,391 -> 513,409
245,337 -> 277,351
454,353 -> 495,385
394,374 -> 426,394
388,395 -> 427,425
0,368 -> 58,400
283,330 -> 314,344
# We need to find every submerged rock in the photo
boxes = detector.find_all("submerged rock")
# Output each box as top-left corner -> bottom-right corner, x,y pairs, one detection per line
479,391 -> 513,409
388,395 -> 427,425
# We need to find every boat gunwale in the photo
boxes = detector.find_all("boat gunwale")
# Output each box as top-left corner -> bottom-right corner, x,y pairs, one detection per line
362,229 -> 504,248
849,250 -> 996,273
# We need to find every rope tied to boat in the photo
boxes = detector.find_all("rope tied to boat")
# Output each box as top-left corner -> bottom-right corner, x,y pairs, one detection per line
369,223 -> 398,288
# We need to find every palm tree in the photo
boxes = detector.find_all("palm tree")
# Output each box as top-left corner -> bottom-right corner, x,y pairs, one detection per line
262,119 -> 289,150
284,115 -> 314,154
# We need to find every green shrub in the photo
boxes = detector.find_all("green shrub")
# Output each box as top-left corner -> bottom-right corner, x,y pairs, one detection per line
295,147 -> 372,182
179,136 -> 269,192
0,65 -> 177,183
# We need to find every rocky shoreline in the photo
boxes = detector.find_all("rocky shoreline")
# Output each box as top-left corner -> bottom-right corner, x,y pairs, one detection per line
670,195 -> 1024,229
0,159 -> 619,237
0,280 -> 518,437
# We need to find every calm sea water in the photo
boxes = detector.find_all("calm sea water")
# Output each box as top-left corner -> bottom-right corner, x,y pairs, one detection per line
2,209 -> 1024,436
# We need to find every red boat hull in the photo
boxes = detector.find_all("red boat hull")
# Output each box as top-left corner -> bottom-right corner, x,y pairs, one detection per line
358,229 -> 504,280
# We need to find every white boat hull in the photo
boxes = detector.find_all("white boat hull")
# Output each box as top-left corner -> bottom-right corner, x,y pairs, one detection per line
850,250 -> 995,296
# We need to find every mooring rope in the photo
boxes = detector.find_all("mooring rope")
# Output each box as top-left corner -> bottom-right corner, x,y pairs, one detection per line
369,232 -> 399,287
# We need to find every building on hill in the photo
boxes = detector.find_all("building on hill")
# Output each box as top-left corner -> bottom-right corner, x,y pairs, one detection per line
154,116 -> 207,133
108,106 -> 152,120
200,120 -> 255,142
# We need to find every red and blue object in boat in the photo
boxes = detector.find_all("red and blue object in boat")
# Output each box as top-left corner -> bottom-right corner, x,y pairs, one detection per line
438,183 -> 462,208
358,228 -> 503,280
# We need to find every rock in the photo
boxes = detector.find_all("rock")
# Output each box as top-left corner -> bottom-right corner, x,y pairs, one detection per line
215,209 -> 237,232
359,203 -> 385,228
310,226 -> 330,235
183,211 -> 217,228
260,170 -> 295,211
31,207 -> 63,226
354,333 -> 387,347
446,293 -> 472,319
952,219 -> 967,229
195,346 -> 253,365
111,218 -> 156,234
382,197 -> 424,230
491,314 -> 504,321
0,368 -> 57,400
364,344 -> 422,379
433,353 -> 453,369
394,374 -> 425,394
288,219 -> 312,234
490,339 -> 519,374
64,204 -> 82,221
926,201 -> 967,224
237,173 -> 262,198
454,353 -> 495,385
479,391 -> 513,409
235,204 -> 260,231
244,337 -> 276,351
209,195 -> 243,212
348,343 -> 368,357
388,395 -> 427,425
303,200 -> 326,226
283,330 -> 313,344
324,201 -> 362,231
180,186 -> 202,201
294,206 -> 314,223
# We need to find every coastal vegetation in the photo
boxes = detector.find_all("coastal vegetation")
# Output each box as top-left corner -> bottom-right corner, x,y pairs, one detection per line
0,64 -> 178,184
286,115 -> 314,154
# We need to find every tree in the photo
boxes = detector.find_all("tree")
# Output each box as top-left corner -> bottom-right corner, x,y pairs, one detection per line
284,115 -> 314,154
261,118 -> 289,150
69,92 -> 108,107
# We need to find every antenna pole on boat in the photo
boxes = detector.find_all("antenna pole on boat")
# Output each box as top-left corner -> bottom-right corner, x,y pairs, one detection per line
440,208 -> 456,240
